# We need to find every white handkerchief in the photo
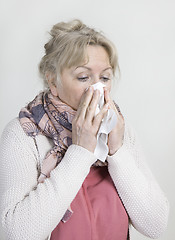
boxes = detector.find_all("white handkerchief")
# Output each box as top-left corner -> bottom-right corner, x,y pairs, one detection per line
92,82 -> 117,162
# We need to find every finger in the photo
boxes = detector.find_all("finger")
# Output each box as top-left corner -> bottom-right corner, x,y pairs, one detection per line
93,102 -> 109,133
85,89 -> 100,122
104,88 -> 122,116
104,87 -> 111,103
104,88 -> 115,111
75,86 -> 93,120
104,88 -> 118,113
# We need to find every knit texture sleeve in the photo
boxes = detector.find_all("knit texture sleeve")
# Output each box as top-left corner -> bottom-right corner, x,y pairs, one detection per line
0,119 -> 97,240
107,122 -> 169,239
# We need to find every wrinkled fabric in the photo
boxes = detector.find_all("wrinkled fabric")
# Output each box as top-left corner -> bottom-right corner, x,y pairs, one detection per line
19,90 -> 109,181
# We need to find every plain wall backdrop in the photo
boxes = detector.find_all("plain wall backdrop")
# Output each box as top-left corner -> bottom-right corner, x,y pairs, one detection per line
0,0 -> 174,239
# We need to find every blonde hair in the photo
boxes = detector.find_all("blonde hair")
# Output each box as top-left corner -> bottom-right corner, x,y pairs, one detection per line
39,19 -> 119,87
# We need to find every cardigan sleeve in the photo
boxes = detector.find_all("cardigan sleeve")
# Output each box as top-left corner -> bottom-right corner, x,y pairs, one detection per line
107,122 -> 169,239
0,119 -> 96,240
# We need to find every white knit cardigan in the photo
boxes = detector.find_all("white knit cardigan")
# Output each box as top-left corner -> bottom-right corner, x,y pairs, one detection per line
0,118 -> 169,240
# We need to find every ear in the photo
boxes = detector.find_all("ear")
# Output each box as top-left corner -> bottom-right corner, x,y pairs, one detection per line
46,72 -> 58,97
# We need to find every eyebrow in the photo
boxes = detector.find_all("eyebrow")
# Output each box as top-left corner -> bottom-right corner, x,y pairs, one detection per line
74,66 -> 113,72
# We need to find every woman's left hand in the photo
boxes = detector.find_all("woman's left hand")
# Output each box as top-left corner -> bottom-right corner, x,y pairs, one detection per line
104,88 -> 125,155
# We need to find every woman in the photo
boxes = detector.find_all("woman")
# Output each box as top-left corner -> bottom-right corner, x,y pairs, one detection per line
0,19 -> 169,240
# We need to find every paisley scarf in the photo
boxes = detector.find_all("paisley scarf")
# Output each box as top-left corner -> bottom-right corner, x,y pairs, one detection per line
19,90 -> 106,183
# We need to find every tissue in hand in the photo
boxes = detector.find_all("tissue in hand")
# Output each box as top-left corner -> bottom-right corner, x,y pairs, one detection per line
91,82 -> 117,162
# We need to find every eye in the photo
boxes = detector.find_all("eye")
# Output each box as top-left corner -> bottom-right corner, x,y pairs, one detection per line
77,76 -> 89,82
101,76 -> 111,82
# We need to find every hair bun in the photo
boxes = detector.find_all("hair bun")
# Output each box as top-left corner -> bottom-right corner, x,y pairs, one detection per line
50,19 -> 86,37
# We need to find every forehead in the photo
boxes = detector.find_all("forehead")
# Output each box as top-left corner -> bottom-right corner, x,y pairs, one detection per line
85,45 -> 110,64
74,45 -> 111,73
62,45 -> 112,76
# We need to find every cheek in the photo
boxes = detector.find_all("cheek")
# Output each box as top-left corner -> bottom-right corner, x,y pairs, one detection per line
75,89 -> 86,101
74,92 -> 83,102
71,87 -> 87,109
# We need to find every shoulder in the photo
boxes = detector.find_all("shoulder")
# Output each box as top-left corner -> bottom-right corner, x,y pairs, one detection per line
1,118 -> 27,138
0,118 -> 35,149
0,118 -> 38,166
0,118 -> 52,163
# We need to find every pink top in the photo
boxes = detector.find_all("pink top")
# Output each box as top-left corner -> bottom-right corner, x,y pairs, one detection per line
51,166 -> 129,240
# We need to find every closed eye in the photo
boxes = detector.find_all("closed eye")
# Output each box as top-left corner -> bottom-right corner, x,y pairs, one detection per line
77,76 -> 89,82
101,77 -> 110,82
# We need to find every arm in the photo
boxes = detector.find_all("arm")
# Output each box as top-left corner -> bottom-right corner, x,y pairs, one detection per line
0,119 -> 96,240
0,85 -> 108,240
107,122 -> 169,239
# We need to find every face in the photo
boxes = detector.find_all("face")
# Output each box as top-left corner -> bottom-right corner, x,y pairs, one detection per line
51,45 -> 113,110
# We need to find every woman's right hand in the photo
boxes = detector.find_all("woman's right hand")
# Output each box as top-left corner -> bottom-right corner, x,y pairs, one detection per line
72,86 -> 109,153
